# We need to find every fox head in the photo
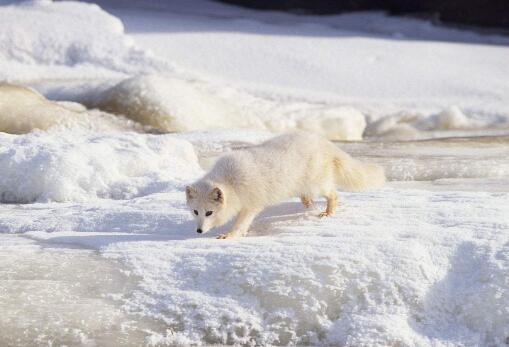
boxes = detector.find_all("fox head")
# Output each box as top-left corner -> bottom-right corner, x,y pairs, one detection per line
185,183 -> 228,234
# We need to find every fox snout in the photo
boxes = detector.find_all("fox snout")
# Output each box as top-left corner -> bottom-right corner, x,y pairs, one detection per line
197,228 -> 203,233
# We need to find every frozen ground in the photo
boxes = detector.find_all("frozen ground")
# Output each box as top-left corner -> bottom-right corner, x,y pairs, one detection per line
0,0 -> 508,346
0,234 -> 165,346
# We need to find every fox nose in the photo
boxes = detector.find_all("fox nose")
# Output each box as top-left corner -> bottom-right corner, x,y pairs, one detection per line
197,228 -> 203,234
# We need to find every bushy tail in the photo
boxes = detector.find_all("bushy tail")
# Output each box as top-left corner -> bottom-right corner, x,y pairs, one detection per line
333,152 -> 386,191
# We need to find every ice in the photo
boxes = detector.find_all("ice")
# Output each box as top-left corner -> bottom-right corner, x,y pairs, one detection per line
0,234 -> 163,346
365,106 -> 508,140
338,137 -> 509,181
94,75 -> 367,140
0,130 -> 201,203
0,83 -> 142,133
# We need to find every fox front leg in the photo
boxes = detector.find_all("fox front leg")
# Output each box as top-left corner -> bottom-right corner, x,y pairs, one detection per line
217,209 -> 258,239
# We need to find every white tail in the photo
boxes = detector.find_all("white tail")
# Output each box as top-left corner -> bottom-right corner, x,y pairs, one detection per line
333,153 -> 386,191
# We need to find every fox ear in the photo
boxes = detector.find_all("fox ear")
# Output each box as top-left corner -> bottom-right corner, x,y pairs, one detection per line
185,186 -> 196,200
209,187 -> 224,204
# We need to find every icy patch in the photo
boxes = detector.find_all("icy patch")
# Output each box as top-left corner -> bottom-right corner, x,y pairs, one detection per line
339,137 -> 509,181
0,131 -> 201,203
0,83 -> 143,133
365,106 -> 508,140
0,234 -> 162,346
0,1 -> 161,80
95,75 -> 366,140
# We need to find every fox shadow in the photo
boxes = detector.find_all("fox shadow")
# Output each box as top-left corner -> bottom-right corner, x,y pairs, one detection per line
35,199 -> 325,250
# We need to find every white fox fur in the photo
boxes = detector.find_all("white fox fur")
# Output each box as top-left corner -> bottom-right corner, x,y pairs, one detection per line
186,131 -> 385,239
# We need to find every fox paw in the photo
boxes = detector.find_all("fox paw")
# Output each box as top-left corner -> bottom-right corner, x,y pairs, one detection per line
217,232 -> 236,239
319,211 -> 334,218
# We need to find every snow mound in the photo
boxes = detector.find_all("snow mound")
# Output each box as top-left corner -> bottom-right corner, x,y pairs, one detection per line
0,1 -> 160,80
96,75 -> 366,140
98,189 -> 509,346
0,131 -> 201,203
0,83 -> 142,133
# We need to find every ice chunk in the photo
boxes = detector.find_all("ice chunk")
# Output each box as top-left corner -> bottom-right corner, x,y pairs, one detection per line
365,106 -> 506,140
0,83 -> 142,133
96,75 -> 366,140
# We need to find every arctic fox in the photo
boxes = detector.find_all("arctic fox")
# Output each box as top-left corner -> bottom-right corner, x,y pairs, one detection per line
186,131 -> 385,239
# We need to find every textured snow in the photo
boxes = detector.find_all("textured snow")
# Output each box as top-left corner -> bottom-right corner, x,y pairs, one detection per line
100,189 -> 508,346
18,185 -> 509,346
0,130 -> 201,202
1,129 -> 508,346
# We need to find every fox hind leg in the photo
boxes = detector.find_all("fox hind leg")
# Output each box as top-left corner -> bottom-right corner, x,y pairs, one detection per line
319,191 -> 338,217
300,195 -> 313,208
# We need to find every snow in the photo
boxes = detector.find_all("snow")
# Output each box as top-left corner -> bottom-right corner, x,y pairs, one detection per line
1,0 -> 509,346
107,0 -> 509,128
17,187 -> 509,346
1,130 -> 508,346
0,0 -> 163,81
0,130 -> 201,202
2,0 -> 508,139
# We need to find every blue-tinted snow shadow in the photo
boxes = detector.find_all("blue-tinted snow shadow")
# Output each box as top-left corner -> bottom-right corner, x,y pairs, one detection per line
95,0 -> 509,46
35,200 -> 316,250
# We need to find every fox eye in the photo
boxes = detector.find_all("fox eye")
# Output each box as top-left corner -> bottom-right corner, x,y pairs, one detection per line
205,211 -> 213,217
193,210 -> 198,215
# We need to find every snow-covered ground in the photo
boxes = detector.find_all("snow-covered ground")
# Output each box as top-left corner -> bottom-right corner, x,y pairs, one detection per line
1,0 -> 508,346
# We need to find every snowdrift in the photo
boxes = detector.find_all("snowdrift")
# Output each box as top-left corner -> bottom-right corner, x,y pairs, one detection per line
0,131 -> 201,203
0,1 -> 160,80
